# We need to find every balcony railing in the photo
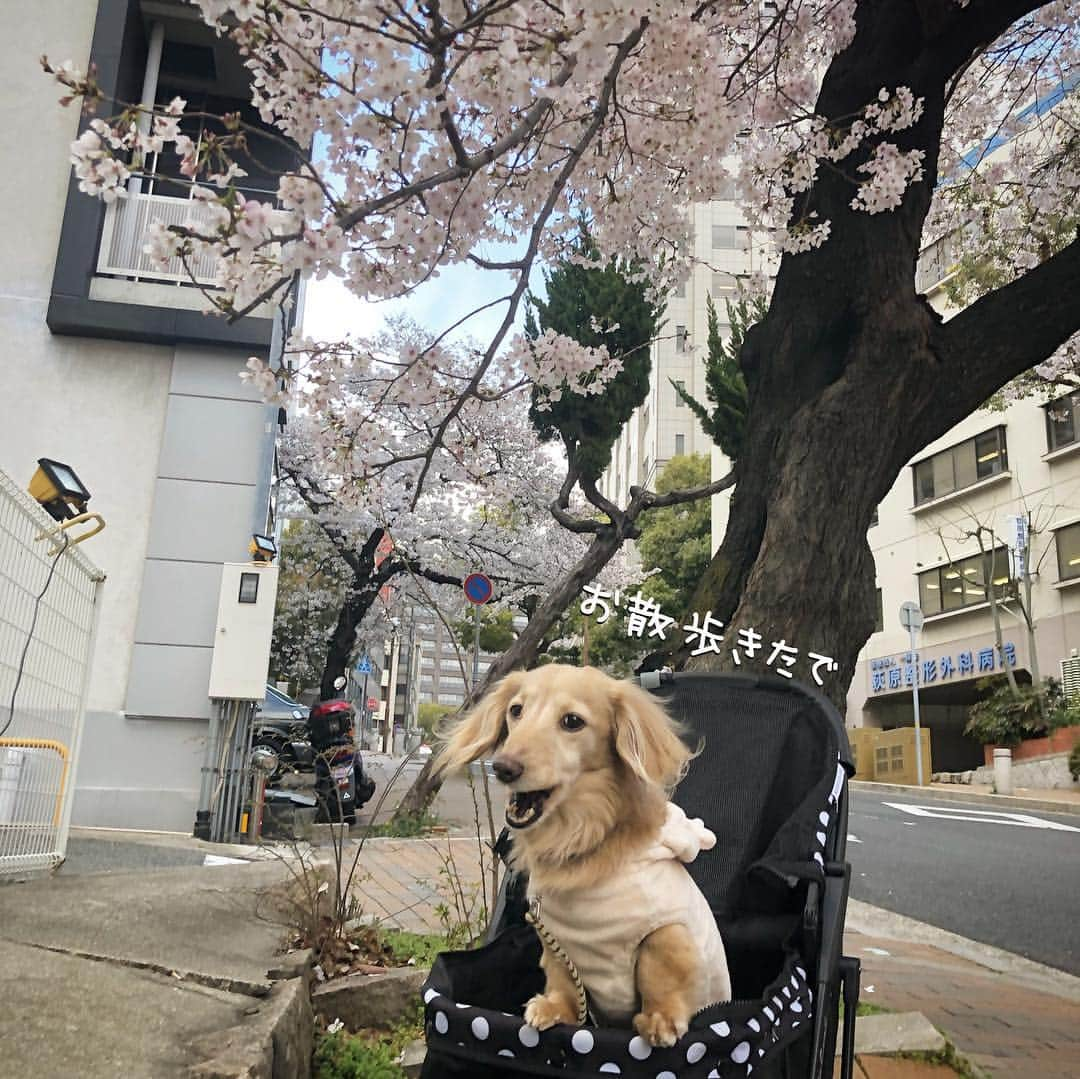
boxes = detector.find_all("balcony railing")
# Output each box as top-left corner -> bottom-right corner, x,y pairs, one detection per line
916,230 -> 962,294
96,191 -> 224,285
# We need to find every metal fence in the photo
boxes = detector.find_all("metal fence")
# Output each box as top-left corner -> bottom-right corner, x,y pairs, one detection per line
0,468 -> 103,878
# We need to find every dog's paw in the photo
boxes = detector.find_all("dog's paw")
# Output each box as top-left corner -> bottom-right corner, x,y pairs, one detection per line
524,993 -> 576,1031
633,1009 -> 689,1048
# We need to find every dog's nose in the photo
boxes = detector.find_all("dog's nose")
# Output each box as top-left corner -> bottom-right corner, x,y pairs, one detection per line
491,754 -> 524,784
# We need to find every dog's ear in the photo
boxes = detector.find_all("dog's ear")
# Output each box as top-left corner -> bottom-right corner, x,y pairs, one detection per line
435,671 -> 525,775
611,681 -> 691,789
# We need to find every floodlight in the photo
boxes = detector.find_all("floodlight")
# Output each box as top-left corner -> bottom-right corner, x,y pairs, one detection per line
249,533 -> 278,563
28,458 -> 91,522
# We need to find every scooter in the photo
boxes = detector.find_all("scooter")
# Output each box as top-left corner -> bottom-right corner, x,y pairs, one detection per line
307,699 -> 377,825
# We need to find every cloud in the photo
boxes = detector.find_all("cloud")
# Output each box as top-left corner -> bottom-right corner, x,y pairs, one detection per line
301,245 -> 545,347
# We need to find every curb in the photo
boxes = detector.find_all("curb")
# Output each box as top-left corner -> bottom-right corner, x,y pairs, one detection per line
849,779 -> 1080,816
847,899 -> 1080,1004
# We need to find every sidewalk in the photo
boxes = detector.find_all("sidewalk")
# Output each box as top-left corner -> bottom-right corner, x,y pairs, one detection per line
339,835 -> 1080,1078
847,904 -> 1080,1078
0,854 -> 309,1078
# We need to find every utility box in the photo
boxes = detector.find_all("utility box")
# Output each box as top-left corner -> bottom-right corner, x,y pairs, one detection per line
872,726 -> 932,786
207,563 -> 280,700
847,728 -> 878,781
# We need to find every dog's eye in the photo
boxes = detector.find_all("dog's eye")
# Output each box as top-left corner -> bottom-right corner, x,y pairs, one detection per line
560,713 -> 585,732
508,703 -> 523,719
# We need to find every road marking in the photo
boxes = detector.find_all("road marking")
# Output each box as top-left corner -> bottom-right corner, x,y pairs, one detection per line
881,801 -> 1080,832
847,833 -> 863,843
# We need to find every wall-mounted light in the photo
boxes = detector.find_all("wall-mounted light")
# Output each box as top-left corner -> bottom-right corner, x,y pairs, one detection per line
28,458 -> 91,522
249,533 -> 278,563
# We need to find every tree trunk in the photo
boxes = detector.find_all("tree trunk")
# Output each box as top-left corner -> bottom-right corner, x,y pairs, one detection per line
680,0 -> 1080,709
319,579 -> 383,700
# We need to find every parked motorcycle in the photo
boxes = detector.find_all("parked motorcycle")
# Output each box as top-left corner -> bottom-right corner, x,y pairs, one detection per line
307,699 -> 376,825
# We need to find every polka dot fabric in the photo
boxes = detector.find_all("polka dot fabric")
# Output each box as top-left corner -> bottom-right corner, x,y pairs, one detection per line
422,952 -> 813,1077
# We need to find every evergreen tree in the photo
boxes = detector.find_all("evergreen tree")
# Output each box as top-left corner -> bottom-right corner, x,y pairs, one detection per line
527,233 -> 662,484
671,294 -> 763,461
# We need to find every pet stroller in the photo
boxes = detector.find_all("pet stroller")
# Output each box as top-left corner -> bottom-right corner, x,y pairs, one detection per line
420,671 -> 861,1079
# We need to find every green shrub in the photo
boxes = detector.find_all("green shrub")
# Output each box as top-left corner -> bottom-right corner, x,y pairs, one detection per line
366,810 -> 440,838
964,676 -> 1073,747
1069,741 -> 1080,782
380,929 -> 449,968
314,1001 -> 424,1079
314,1033 -> 403,1079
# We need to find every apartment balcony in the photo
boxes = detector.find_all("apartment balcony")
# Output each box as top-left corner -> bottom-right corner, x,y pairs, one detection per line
47,0 -> 295,352
89,186 -> 289,321
96,190 -> 222,286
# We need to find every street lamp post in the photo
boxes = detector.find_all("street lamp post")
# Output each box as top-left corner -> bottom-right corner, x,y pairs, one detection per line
899,601 -> 926,786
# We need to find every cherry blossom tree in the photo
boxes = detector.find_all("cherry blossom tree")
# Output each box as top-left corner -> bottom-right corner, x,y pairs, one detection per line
270,520 -> 351,695
46,0 -> 1080,715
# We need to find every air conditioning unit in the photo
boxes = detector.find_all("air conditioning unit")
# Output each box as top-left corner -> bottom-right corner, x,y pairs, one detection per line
1060,653 -> 1080,700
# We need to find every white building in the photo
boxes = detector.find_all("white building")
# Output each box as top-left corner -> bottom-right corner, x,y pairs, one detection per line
0,1 -> 294,830
599,197 -> 772,505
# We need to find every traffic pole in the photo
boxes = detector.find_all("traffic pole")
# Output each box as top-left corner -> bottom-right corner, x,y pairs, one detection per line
909,622 -> 924,786
472,603 -> 481,692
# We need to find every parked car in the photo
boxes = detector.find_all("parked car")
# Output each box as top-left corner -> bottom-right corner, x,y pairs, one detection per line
253,684 -> 315,781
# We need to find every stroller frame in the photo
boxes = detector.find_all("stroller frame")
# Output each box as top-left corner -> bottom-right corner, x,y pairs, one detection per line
422,672 -> 862,1079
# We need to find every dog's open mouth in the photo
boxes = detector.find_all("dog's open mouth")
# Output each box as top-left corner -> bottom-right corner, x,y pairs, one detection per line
505,788 -> 554,829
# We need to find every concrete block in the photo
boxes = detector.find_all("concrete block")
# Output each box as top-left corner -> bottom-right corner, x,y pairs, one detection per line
402,1038 -> 426,1078
188,976 -> 313,1079
850,1012 -> 946,1057
311,966 -> 429,1031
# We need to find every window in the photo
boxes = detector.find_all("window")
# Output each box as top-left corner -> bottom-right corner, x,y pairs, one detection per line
712,271 -> 737,298
1056,522 -> 1080,581
715,178 -> 737,200
675,433 -> 685,456
1045,393 -> 1080,453
912,427 -> 1007,505
674,380 -> 687,407
675,325 -> 688,353
237,573 -> 259,604
712,224 -> 737,249
874,588 -> 883,633
917,547 -> 1011,616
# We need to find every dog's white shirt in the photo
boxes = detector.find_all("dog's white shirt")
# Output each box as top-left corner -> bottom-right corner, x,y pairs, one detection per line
527,802 -> 732,1024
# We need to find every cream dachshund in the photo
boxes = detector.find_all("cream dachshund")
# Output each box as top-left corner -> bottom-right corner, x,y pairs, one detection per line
437,664 -> 731,1046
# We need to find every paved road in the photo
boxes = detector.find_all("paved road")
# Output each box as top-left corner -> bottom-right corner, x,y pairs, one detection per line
358,755 -> 507,832
848,789 -> 1080,976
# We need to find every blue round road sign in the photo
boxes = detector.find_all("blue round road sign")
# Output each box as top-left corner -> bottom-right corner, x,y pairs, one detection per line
463,572 -> 493,605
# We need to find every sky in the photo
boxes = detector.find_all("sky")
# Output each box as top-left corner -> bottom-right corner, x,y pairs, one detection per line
301,244 -> 542,347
